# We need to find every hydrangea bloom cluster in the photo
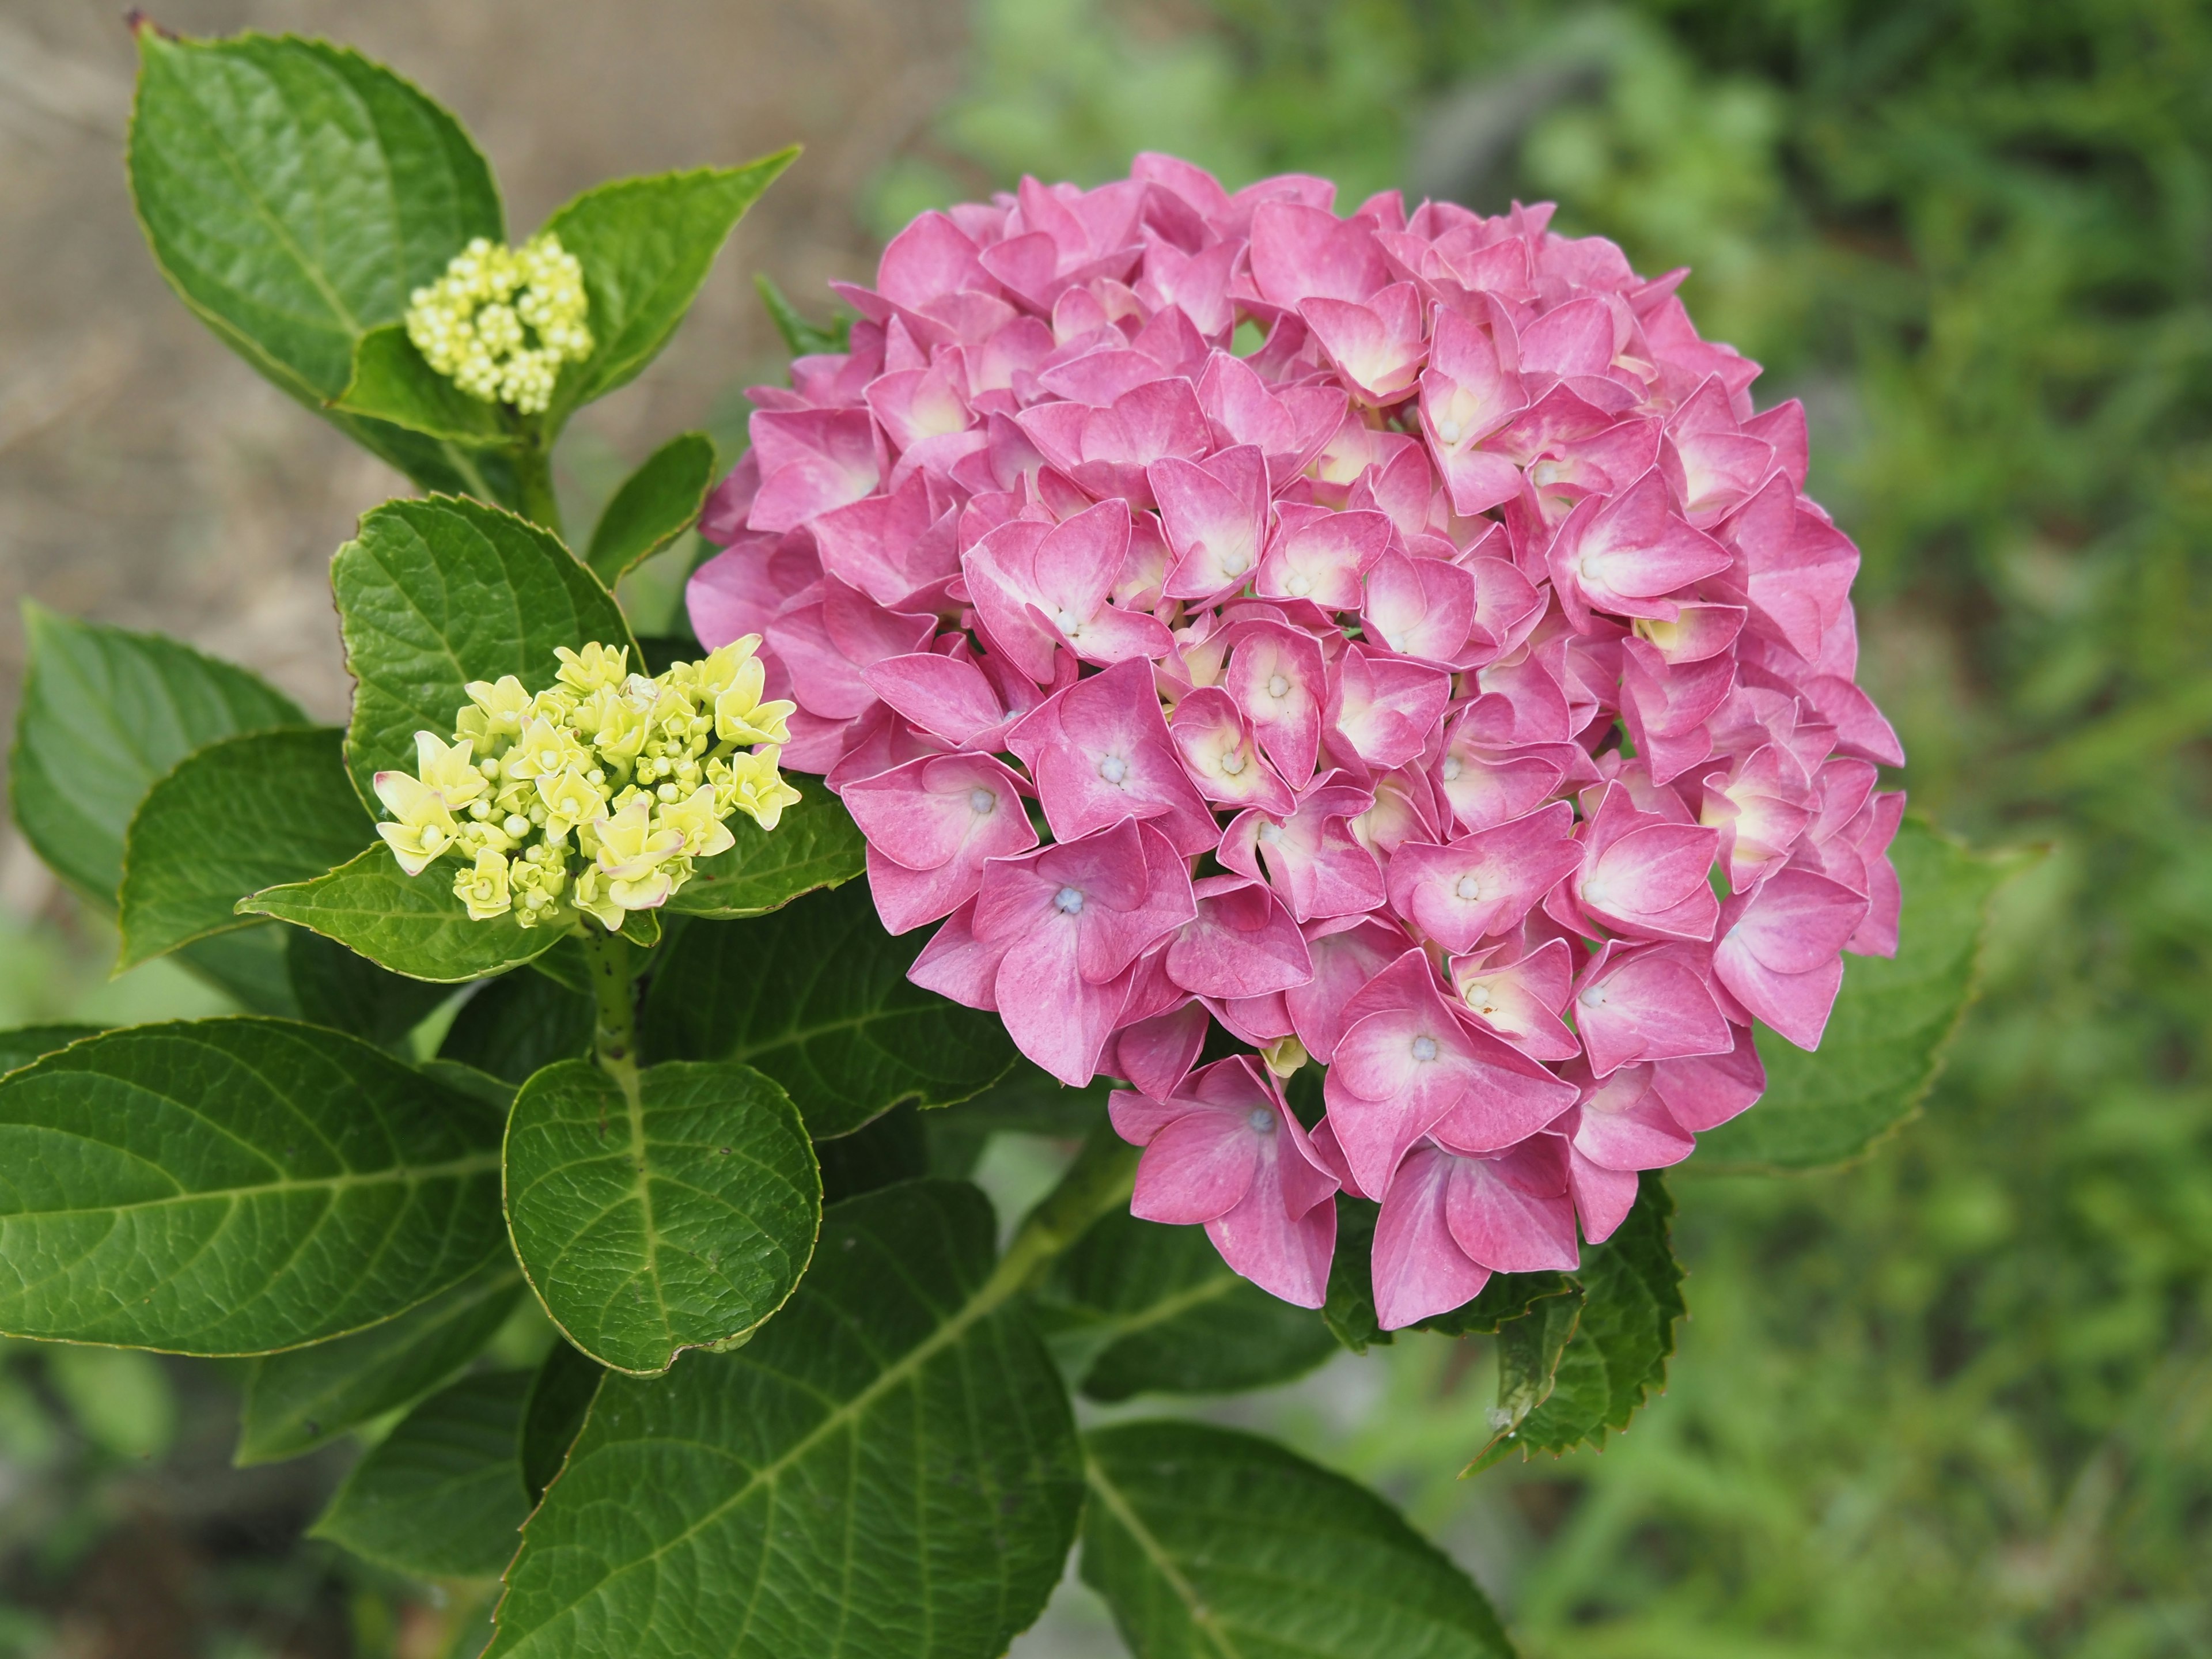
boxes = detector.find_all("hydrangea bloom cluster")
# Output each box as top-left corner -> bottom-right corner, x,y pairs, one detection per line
404,234 -> 593,414
372,640 -> 800,931
686,157 -> 1906,1328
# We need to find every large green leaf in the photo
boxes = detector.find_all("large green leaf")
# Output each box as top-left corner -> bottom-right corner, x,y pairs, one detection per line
11,605 -> 304,906
539,157 -> 797,433
312,1370 -> 532,1580
331,494 -> 634,806
488,1180 -> 1082,1659
642,881 -> 1016,1137
660,777 -> 866,919
754,272 -> 851,358
585,431 -> 716,586
286,927 -> 457,1047
0,1025 -> 101,1078
334,323 -> 515,446
1697,820 -> 2021,1171
503,1059 -> 821,1375
0,1018 -> 505,1353
118,728 -> 370,967
236,1259 -> 526,1464
1473,1173 -> 1684,1470
1081,1421 -> 1514,1659
1042,1210 -> 1338,1402
440,970 -> 594,1084
240,846 -> 569,983
520,1339 -> 604,1503
127,28 -> 505,492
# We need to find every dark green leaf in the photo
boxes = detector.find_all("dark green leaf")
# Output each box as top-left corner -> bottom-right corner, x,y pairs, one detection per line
127,28 -> 506,491
118,728 -> 370,967
334,324 -> 513,445
332,494 -> 634,806
419,1059 -> 518,1114
585,431 -> 716,586
1081,1421 -> 1513,1659
286,926 -> 456,1047
236,1260 -> 527,1464
519,1339 -> 603,1503
241,846 -> 569,983
659,776 -> 865,919
816,1101 -> 931,1204
489,1181 -> 1081,1659
0,1025 -> 101,1078
0,1018 -> 505,1353
754,272 -> 851,357
312,1370 -> 532,1580
643,881 -> 1016,1137
1474,1172 -> 1684,1470
11,604 -> 304,905
1482,1289 -> 1586,1460
1697,820 -> 2024,1171
525,934 -> 594,995
502,1059 -> 820,1374
539,156 -> 798,432
180,924 -> 304,1017
1043,1211 -> 1337,1402
948,1061 -> 1113,1138
439,971 -> 593,1084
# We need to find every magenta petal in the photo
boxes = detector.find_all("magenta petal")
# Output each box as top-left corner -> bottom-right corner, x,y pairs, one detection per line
1650,1025 -> 1765,1131
1372,1145 -> 1491,1331
1568,1149 -> 1641,1244
1131,1105 -> 1263,1225
1206,1165 -> 1338,1308
1570,1066 -> 1696,1171
1109,1001 -> 1209,1100
1441,1141 -> 1580,1272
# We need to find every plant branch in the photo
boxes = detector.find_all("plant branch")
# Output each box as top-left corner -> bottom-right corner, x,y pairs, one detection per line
987,1117 -> 1140,1302
579,927 -> 641,1105
512,440 -> 566,539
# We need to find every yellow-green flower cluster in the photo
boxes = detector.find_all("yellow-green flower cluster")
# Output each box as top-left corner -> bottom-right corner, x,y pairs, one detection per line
372,639 -> 802,931
404,234 -> 593,415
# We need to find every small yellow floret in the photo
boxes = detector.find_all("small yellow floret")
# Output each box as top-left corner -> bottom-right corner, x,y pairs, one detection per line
453,849 -> 514,921
404,234 -> 593,416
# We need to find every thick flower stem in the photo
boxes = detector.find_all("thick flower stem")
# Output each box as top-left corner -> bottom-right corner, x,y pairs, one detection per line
579,927 -> 642,1106
987,1118 -> 1141,1301
512,441 -> 567,540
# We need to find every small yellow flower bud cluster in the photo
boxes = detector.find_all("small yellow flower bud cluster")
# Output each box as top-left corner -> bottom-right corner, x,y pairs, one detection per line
404,234 -> 593,415
372,639 -> 802,931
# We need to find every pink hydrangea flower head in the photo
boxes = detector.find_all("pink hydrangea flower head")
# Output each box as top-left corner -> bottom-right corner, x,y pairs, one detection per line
689,156 -> 1906,1313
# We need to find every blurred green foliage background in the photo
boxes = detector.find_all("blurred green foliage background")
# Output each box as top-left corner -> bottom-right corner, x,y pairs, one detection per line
2,1 -> 2205,1655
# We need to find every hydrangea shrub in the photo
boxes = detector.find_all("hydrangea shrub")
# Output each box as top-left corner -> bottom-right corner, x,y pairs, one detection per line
0,23 -> 2001,1659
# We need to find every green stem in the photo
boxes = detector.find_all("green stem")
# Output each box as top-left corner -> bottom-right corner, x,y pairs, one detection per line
513,441 -> 567,539
985,1118 -> 1141,1302
579,927 -> 641,1105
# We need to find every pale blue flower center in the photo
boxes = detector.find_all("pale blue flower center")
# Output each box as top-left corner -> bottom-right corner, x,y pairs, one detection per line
1054,885 -> 1086,916
1410,1035 -> 1440,1062
1247,1107 -> 1276,1134
968,787 -> 995,814
1098,754 -> 1128,785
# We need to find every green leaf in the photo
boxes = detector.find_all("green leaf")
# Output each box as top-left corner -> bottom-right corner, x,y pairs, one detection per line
643,881 -> 1017,1138
1483,1289 -> 1586,1457
439,971 -> 593,1084
334,324 -> 513,446
0,1018 -> 505,1354
1696,820 -> 2022,1171
1474,1172 -> 1684,1470
1081,1421 -> 1514,1659
489,1180 -> 1082,1659
181,923 -> 304,1017
10,604 -> 304,906
312,1370 -> 532,1580
287,927 -> 456,1047
118,728 -> 370,968
1041,1210 -> 1337,1402
754,272 -> 851,357
241,845 -> 569,983
585,431 -> 716,586
127,28 -> 507,491
519,1339 -> 603,1503
660,776 -> 866,919
236,1259 -> 527,1464
502,1059 -> 821,1374
816,1101 -> 931,1203
0,1025 -> 101,1078
333,494 -> 634,806
539,155 -> 798,432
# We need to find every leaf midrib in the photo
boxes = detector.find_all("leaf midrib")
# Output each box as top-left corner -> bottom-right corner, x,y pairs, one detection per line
0,1147 -> 502,1220
1084,1450 -> 1245,1659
